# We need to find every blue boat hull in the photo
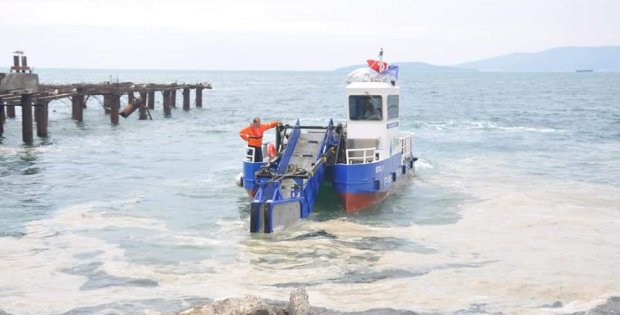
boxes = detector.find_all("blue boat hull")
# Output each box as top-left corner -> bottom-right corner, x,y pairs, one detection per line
244,154 -> 417,214
328,154 -> 416,212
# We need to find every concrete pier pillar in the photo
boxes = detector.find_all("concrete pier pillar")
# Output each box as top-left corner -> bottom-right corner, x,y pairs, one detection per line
163,90 -> 171,117
138,91 -> 148,120
21,94 -> 33,143
71,94 -> 84,121
103,95 -> 111,114
183,88 -> 190,111
170,90 -> 176,108
147,91 -> 155,109
0,99 -> 5,136
110,94 -> 120,125
7,103 -> 15,118
34,101 -> 40,134
138,106 -> 147,120
195,87 -> 203,108
35,100 -> 49,137
71,96 -> 77,119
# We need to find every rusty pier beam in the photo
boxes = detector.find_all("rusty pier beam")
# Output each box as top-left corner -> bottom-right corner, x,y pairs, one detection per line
195,86 -> 203,108
147,91 -> 155,109
162,90 -> 171,117
120,92 -> 137,118
120,100 -> 137,118
183,88 -> 190,111
21,94 -> 33,143
35,100 -> 49,137
120,92 -> 147,119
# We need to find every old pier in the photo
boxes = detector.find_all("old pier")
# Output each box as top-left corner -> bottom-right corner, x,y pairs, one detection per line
0,53 -> 212,143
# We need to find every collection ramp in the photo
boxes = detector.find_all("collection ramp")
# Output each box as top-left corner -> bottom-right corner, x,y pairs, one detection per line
250,119 -> 340,233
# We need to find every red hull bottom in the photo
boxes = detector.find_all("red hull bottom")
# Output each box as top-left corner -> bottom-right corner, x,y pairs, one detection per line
340,192 -> 389,213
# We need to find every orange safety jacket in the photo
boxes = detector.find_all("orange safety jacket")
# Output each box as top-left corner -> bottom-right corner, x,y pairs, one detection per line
239,121 -> 279,147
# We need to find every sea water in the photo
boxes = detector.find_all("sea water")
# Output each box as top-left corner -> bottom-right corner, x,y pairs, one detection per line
0,70 -> 618,315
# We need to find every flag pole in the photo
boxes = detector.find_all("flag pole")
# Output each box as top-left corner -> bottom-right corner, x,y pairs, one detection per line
379,48 -> 384,72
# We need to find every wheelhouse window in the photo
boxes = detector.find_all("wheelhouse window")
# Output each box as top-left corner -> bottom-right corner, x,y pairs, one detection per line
387,95 -> 399,120
349,95 -> 382,121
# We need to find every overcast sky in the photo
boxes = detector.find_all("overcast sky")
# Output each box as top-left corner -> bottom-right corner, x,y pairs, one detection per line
1,0 -> 618,70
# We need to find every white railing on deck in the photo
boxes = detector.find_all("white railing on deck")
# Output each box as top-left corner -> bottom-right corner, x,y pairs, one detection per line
346,147 -> 376,164
400,134 -> 412,160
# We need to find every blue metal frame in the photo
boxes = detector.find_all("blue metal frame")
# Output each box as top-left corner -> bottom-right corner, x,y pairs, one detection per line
249,119 -> 339,233
276,119 -> 301,175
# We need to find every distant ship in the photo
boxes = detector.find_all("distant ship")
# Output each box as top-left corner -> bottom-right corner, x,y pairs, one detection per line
576,69 -> 594,72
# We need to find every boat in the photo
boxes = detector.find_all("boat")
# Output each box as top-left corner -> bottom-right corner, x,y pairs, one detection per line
235,50 -> 417,233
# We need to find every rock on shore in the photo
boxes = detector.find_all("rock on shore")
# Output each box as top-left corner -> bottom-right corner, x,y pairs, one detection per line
146,288 -> 329,315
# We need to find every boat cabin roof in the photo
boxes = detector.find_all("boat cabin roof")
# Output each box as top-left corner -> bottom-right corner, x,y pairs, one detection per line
346,81 -> 399,93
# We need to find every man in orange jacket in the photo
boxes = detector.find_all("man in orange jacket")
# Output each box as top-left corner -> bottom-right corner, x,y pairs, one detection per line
239,117 -> 281,162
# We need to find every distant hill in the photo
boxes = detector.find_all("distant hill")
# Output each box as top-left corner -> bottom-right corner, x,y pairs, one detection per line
335,61 -> 475,72
455,46 -> 620,72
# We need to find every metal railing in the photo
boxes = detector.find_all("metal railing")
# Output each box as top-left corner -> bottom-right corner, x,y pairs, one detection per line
346,147 -> 376,164
400,134 -> 412,159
